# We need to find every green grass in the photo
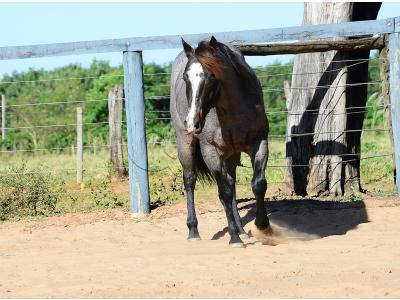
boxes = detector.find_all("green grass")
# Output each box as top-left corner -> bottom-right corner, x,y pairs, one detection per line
0,131 -> 396,220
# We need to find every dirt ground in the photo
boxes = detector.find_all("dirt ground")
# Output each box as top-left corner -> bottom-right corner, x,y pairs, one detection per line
1,197 -> 400,298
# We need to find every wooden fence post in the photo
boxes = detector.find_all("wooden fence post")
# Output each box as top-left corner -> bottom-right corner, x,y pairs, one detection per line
389,32 -> 400,196
108,84 -> 126,177
76,107 -> 83,184
1,94 -> 5,142
380,37 -> 396,183
123,51 -> 150,215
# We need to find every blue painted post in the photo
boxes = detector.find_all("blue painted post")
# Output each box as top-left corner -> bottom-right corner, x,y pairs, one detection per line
389,32 -> 400,196
123,51 -> 150,214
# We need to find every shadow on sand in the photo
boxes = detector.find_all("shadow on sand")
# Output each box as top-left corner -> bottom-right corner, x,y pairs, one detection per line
211,198 -> 368,242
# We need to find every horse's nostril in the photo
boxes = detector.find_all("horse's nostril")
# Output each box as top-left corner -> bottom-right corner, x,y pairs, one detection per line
194,122 -> 200,130
184,120 -> 187,127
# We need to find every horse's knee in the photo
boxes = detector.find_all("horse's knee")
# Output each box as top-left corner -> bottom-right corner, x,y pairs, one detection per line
218,185 -> 233,202
183,172 -> 196,190
252,176 -> 267,197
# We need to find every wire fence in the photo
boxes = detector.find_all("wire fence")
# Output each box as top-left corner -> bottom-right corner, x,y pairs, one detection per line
0,56 -> 395,200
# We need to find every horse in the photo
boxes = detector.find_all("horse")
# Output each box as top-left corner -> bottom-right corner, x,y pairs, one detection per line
170,36 -> 270,248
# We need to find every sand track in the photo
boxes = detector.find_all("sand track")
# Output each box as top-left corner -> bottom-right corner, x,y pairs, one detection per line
1,198 -> 399,298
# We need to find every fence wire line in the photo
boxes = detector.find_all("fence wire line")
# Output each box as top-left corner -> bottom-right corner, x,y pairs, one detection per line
150,127 -> 391,139
0,101 -> 389,119
0,98 -> 110,108
3,121 -> 117,131
255,59 -> 377,78
0,58 -> 383,85
262,81 -> 381,92
0,71 -> 170,85
146,104 -> 389,116
143,80 -> 382,100
1,119 -> 391,137
0,139 -> 390,164
149,127 -> 391,139
145,107 -> 388,120
143,79 -> 382,92
7,173 -> 396,198
235,173 -> 394,187
0,152 -> 392,176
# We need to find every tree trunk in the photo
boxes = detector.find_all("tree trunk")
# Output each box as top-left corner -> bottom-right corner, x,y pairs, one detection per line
108,85 -> 127,178
286,2 -> 381,196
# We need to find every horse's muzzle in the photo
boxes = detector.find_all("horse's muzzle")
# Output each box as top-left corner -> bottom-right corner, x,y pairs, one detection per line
184,119 -> 202,134
184,111 -> 203,134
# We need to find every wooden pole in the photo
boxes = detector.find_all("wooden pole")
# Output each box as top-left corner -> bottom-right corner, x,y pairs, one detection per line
1,94 -> 5,141
238,36 -> 385,56
76,107 -> 83,184
108,84 -> 126,177
389,33 -> 400,196
123,51 -> 150,215
379,36 -> 396,184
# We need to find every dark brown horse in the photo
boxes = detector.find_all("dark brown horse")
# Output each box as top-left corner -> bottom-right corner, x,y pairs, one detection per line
170,36 -> 270,247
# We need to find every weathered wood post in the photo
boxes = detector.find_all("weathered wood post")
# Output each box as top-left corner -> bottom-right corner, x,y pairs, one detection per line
1,94 -> 5,142
108,84 -> 127,177
76,107 -> 83,184
389,29 -> 400,196
380,36 -> 396,184
123,51 -> 150,214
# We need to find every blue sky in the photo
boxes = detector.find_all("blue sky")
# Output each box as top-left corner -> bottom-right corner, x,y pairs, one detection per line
0,2 -> 399,78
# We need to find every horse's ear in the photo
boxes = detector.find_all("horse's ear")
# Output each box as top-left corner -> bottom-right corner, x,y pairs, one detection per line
209,36 -> 219,49
181,38 -> 194,58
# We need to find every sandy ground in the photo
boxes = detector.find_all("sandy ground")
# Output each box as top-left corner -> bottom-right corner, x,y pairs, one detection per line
1,197 -> 400,298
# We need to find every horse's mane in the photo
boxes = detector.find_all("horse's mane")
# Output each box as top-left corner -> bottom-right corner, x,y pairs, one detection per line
194,40 -> 260,92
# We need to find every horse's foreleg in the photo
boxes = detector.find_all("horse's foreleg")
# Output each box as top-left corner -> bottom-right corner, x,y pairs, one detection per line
200,144 -> 244,247
215,172 -> 244,248
231,187 -> 248,238
177,136 -> 200,240
183,169 -> 200,240
225,155 -> 247,238
250,139 -> 270,231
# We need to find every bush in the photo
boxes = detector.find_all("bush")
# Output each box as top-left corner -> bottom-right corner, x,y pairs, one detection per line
0,163 -> 65,220
90,179 -> 124,209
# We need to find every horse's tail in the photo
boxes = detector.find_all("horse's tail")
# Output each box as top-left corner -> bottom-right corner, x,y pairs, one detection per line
195,140 -> 215,183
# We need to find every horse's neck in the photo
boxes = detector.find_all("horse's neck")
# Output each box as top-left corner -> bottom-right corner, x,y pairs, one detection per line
217,73 -> 247,114
216,74 -> 252,115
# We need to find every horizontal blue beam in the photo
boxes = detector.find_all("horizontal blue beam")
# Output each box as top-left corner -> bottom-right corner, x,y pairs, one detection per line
0,17 -> 397,61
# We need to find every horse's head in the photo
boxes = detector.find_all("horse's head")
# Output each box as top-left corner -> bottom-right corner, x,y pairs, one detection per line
181,37 -> 220,134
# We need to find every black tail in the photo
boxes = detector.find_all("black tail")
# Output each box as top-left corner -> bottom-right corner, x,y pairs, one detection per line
194,140 -> 214,183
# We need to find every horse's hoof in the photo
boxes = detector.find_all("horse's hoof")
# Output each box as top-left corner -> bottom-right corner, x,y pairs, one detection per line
250,223 -> 283,246
188,236 -> 201,241
239,233 -> 250,240
229,242 -> 245,248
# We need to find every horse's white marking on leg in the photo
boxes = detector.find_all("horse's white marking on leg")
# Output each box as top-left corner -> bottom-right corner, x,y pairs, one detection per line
185,62 -> 204,132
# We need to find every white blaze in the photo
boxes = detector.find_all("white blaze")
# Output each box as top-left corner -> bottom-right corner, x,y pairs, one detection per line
185,62 -> 204,132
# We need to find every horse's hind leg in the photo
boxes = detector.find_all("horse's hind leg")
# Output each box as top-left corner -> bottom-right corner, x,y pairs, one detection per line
177,135 -> 200,240
250,138 -> 270,232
